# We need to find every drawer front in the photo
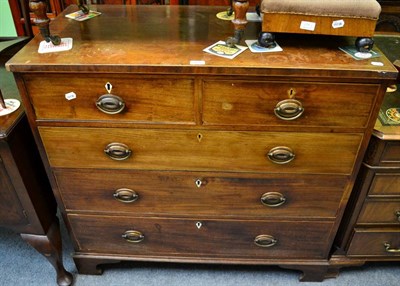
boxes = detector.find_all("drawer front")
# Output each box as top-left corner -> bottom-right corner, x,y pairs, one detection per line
69,214 -> 334,259
380,142 -> 400,166
40,127 -> 362,174
369,173 -> 400,197
347,228 -> 400,256
24,74 -> 195,124
202,80 -> 377,128
357,201 -> 400,224
55,169 -> 346,218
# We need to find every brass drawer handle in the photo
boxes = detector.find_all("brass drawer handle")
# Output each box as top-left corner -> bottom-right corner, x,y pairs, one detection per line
261,192 -> 286,207
96,94 -> 125,114
113,188 -> 139,203
384,242 -> 400,253
274,99 -> 304,120
267,146 -> 295,164
104,143 -> 132,161
254,235 -> 278,248
122,230 -> 144,243
395,211 -> 400,222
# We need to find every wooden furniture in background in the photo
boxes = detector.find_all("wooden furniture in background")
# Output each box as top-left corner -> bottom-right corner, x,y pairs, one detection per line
377,0 -> 400,32
332,52 -> 400,274
8,0 -> 64,37
0,40 -> 72,286
6,5 -> 398,282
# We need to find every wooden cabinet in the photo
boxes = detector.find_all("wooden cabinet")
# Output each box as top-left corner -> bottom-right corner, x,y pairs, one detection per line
0,40 -> 71,286
332,56 -> 400,273
334,136 -> 400,260
6,5 -> 398,282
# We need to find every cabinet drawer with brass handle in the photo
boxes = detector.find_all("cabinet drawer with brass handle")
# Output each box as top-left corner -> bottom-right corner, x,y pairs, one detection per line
68,214 -> 334,259
40,127 -> 362,174
202,80 -> 378,128
357,201 -> 400,224
23,74 -> 196,125
55,169 -> 346,218
347,228 -> 400,257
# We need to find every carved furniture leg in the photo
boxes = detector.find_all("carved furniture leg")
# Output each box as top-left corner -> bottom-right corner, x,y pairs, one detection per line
29,0 -> 61,45
73,256 -> 121,275
226,0 -> 249,47
21,219 -> 73,286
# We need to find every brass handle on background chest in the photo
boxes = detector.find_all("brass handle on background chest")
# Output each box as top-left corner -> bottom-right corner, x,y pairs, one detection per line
122,230 -> 144,243
395,210 -> 400,222
96,94 -> 125,114
274,99 -> 304,120
261,192 -> 286,207
104,143 -> 132,161
384,242 -> 400,253
113,188 -> 139,203
254,235 -> 278,248
267,146 -> 295,164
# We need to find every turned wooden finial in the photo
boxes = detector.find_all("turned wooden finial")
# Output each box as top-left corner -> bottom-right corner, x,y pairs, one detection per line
29,0 -> 61,45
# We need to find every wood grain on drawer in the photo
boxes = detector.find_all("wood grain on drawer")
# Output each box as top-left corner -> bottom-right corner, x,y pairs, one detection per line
55,169 -> 346,218
202,80 -> 377,128
347,228 -> 400,256
69,214 -> 333,259
24,74 -> 195,124
40,127 -> 362,174
369,173 -> 400,196
380,142 -> 400,165
357,201 -> 400,224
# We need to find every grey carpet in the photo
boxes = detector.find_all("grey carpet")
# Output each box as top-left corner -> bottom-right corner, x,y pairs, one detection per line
0,217 -> 398,286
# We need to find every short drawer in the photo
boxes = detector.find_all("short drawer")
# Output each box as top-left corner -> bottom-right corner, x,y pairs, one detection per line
347,228 -> 400,256
364,137 -> 400,167
357,201 -> 400,224
368,173 -> 400,197
55,169 -> 346,219
378,142 -> 400,166
40,127 -> 362,174
23,74 -> 195,124
202,80 -> 378,128
69,214 -> 334,259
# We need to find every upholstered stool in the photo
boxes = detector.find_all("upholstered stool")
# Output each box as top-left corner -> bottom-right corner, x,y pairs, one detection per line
258,0 -> 382,52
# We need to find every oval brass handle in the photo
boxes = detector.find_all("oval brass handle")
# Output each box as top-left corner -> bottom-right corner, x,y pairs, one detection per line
113,188 -> 139,203
384,242 -> 400,253
122,230 -> 144,243
267,146 -> 295,164
261,192 -> 286,207
274,99 -> 304,120
395,211 -> 400,222
104,143 -> 132,161
254,235 -> 278,248
96,94 -> 125,114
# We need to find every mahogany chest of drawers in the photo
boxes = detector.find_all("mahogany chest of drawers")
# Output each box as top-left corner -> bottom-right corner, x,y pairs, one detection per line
332,57 -> 400,272
6,5 -> 398,281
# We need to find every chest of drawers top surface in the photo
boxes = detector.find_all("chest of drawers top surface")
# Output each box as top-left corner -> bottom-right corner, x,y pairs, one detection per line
5,5 -> 398,79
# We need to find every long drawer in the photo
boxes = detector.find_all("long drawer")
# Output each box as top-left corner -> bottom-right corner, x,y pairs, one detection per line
202,80 -> 378,128
357,201 -> 400,224
23,74 -> 196,124
347,228 -> 400,257
54,169 -> 346,218
69,214 -> 334,259
40,127 -> 362,174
